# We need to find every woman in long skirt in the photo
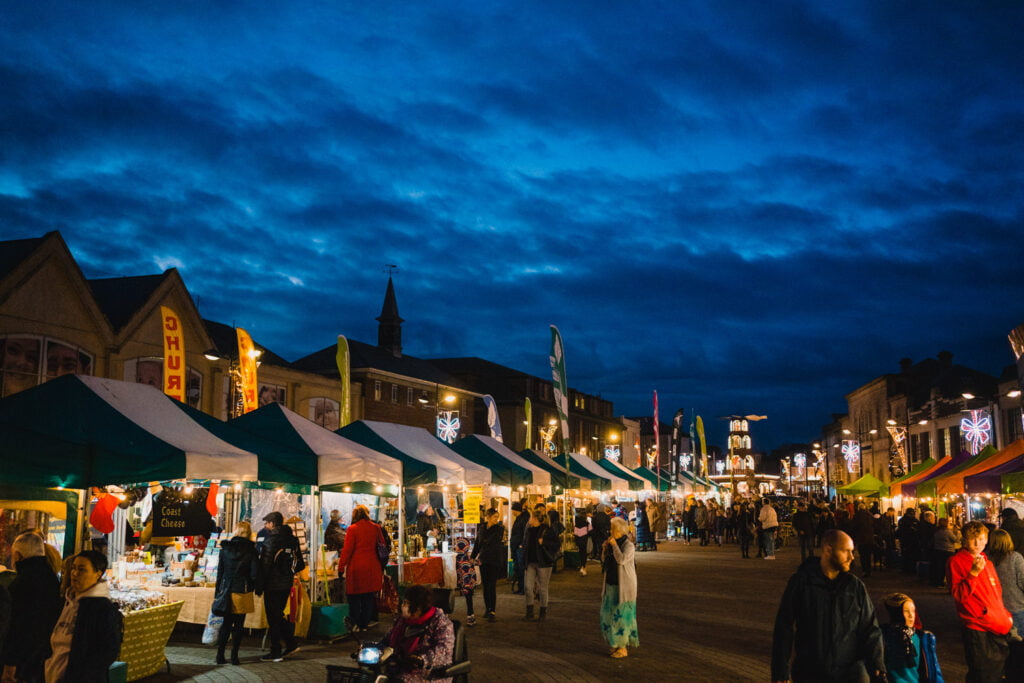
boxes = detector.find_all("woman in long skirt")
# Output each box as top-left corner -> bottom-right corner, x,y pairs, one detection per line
601,516 -> 639,658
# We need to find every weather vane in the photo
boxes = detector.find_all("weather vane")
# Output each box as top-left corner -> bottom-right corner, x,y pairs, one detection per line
384,264 -> 398,276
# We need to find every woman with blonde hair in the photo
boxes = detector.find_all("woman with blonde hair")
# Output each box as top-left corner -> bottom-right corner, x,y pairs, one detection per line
601,516 -> 639,658
339,505 -> 385,632
211,521 -> 259,665
988,528 -> 1024,679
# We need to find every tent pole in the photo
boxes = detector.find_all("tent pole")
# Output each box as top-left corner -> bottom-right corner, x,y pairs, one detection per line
310,485 -> 322,604
397,486 -> 405,585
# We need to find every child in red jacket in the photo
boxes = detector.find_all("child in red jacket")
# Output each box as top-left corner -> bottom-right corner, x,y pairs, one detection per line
949,521 -> 1013,681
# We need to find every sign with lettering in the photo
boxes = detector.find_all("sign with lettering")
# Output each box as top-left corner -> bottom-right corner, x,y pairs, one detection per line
152,489 -> 215,536
160,306 -> 186,402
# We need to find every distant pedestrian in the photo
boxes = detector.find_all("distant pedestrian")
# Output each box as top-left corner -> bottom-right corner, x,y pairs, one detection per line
523,508 -> 560,621
471,508 -> 506,623
452,535 -> 478,626
259,511 -> 305,662
573,509 -> 591,575
737,503 -> 756,559
601,517 -> 639,659
323,509 -> 345,552
852,503 -> 876,578
590,505 -> 611,560
759,500 -> 779,560
771,529 -> 884,682
880,592 -> 943,683
791,502 -> 815,562
337,505 -> 382,634
634,500 -> 657,552
509,502 -> 528,594
987,529 -> 1024,681
211,521 -> 259,665
1000,509 -> 1024,557
2,532 -> 63,683
897,509 -> 921,575
930,518 -> 960,588
950,521 -> 1012,682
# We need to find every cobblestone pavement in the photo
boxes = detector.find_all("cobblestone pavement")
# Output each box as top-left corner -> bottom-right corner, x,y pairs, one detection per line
149,539 -> 970,681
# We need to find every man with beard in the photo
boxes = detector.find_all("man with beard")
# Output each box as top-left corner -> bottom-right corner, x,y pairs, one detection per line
771,529 -> 884,682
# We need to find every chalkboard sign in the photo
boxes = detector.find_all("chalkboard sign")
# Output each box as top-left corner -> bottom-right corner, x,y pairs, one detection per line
152,489 -> 215,537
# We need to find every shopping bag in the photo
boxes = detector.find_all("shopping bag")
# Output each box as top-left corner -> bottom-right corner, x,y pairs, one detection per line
202,611 -> 223,645
230,591 -> 255,614
376,574 -> 399,614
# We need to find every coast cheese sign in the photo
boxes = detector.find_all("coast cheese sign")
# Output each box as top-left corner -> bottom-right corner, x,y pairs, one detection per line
160,306 -> 186,402
152,488 -> 216,536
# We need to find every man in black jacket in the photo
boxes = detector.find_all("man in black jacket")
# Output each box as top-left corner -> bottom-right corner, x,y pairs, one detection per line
509,502 -> 528,595
590,505 -> 611,560
1,532 -> 63,683
771,529 -> 884,682
257,512 -> 305,663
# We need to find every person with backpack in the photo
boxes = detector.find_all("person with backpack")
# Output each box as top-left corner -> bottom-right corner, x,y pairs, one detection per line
338,505 -> 385,633
257,511 -> 305,662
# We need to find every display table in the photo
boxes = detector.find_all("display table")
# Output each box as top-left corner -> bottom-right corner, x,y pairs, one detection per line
153,585 -> 268,629
119,601 -> 183,682
390,552 -> 457,587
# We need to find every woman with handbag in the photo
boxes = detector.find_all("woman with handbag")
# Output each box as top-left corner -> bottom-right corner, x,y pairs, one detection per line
523,508 -> 560,621
338,505 -> 385,632
211,521 -> 259,665
471,508 -> 507,622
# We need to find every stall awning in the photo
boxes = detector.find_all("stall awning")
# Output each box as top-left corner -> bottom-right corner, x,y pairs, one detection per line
337,421 -> 490,487
633,466 -> 672,492
938,440 -> 1024,496
888,457 -> 938,488
450,435 -> 551,493
964,441 -> 1024,494
229,404 -> 403,488
913,446 -> 994,499
594,458 -> 647,491
567,453 -> 621,492
516,450 -> 581,491
899,451 -> 969,498
836,473 -> 889,497
0,375 -> 258,487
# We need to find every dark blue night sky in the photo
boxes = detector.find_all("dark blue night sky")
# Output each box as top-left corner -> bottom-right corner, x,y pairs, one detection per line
2,2 -> 1023,451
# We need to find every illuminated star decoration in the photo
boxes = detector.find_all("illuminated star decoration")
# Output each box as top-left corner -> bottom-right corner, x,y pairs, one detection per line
842,441 -> 860,473
715,460 -> 725,474
436,411 -> 461,444
960,409 -> 992,456
680,454 -> 692,470
793,453 -> 806,476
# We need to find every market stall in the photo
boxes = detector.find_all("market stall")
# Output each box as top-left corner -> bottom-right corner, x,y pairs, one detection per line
595,457 -> 648,492
516,449 -> 582,492
632,466 -> 672,492
836,473 -> 889,498
565,453 -> 617,492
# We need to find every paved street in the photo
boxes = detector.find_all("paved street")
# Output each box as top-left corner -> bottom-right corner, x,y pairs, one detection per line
150,538 -> 970,681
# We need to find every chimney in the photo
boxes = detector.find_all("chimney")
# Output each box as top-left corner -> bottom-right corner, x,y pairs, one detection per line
937,350 -> 953,368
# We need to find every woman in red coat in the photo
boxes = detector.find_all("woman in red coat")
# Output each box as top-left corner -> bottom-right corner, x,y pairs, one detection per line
338,505 -> 385,631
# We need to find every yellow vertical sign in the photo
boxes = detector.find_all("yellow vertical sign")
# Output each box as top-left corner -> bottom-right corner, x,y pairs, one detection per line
159,306 -> 186,402
236,327 -> 258,414
463,485 -> 482,524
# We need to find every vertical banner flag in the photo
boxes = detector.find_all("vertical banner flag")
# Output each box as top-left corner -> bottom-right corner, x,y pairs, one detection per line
159,306 -> 185,402
689,413 -> 698,473
549,325 -> 570,454
483,394 -> 503,442
336,335 -> 351,428
524,397 -> 533,450
236,327 -> 258,414
696,416 -> 707,478
651,390 -> 659,468
1010,323 -> 1024,433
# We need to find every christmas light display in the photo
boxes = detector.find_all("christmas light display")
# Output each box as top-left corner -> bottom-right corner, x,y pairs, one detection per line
605,444 -> 621,461
680,454 -> 692,470
436,410 -> 461,444
961,409 -> 992,455
842,440 -> 860,473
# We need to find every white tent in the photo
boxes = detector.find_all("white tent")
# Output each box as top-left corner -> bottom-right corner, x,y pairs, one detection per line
80,375 -> 259,481
601,457 -> 652,490
273,406 -> 403,487
471,434 -> 552,493
569,452 -> 629,491
358,421 -> 492,486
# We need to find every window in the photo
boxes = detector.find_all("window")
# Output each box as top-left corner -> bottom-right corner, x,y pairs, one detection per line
407,387 -> 414,406
1,335 -> 94,397
374,380 -> 382,401
124,358 -> 203,408
391,384 -> 399,403
309,397 -> 340,428
257,383 -> 286,407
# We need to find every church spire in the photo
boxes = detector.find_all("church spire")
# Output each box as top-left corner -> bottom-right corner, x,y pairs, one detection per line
376,275 -> 403,357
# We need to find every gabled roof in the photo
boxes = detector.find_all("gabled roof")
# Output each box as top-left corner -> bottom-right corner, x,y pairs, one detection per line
0,234 -> 48,278
293,338 -> 462,386
88,274 -> 167,332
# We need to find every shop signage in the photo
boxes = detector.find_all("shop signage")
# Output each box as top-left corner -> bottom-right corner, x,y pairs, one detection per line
160,306 -> 186,402
152,489 -> 215,536
463,485 -> 482,524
